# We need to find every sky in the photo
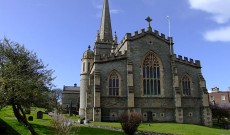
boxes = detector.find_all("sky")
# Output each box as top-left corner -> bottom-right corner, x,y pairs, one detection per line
0,0 -> 229,91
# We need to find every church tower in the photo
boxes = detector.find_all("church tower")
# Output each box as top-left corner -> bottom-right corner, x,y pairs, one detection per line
94,0 -> 113,55
79,45 -> 94,118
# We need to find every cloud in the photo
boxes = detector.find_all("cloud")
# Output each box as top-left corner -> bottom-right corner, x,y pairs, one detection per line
204,26 -> 230,42
92,0 -> 103,9
110,9 -> 122,14
188,0 -> 230,24
92,0 -> 122,18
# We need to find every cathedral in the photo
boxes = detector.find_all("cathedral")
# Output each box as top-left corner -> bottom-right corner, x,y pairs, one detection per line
79,0 -> 212,126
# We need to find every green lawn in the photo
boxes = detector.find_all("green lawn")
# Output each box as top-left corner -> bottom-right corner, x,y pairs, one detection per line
93,122 -> 230,135
1,106 -> 230,135
0,106 -> 123,135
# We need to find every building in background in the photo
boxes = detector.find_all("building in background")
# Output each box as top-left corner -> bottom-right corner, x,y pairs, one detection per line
79,0 -> 212,126
209,87 -> 230,106
62,83 -> 80,115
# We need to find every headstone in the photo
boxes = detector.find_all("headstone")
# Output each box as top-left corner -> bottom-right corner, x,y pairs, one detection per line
28,116 -> 33,121
37,111 -> 43,119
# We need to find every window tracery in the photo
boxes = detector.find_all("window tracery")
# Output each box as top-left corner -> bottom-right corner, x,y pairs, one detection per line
109,72 -> 119,96
182,75 -> 191,96
143,53 -> 161,96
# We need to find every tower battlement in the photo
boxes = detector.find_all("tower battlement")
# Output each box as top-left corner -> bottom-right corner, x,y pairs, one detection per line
119,28 -> 173,46
95,50 -> 127,62
174,54 -> 201,67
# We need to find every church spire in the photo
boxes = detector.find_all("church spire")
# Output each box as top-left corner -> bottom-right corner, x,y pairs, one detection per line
99,0 -> 113,42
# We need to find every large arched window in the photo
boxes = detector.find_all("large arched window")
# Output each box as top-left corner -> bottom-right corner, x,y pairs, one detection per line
182,75 -> 191,96
109,72 -> 119,96
143,53 -> 161,96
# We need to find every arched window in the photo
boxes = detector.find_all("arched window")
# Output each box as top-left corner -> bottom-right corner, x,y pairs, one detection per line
182,75 -> 191,96
143,53 -> 161,96
109,72 -> 119,96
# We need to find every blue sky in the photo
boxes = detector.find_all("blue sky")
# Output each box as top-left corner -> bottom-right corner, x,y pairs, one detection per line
0,0 -> 229,91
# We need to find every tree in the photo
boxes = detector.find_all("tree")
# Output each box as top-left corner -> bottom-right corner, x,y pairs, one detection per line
0,38 -> 54,135
210,103 -> 230,124
47,88 -> 63,113
118,112 -> 143,135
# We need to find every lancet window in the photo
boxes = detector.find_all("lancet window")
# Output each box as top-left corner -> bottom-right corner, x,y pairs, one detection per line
109,72 -> 119,96
182,75 -> 191,96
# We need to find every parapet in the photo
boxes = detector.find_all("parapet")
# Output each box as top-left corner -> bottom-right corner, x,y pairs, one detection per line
94,50 -> 128,63
119,28 -> 173,46
174,54 -> 201,67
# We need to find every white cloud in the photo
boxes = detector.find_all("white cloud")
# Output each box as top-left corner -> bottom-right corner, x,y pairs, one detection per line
92,0 -> 122,16
110,9 -> 122,14
188,0 -> 230,24
204,26 -> 230,42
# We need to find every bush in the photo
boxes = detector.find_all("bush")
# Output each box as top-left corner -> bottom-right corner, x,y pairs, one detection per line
118,112 -> 143,135
51,112 -> 74,135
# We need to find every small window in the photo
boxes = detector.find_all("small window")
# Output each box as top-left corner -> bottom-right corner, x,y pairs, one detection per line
221,95 -> 226,101
210,96 -> 214,101
152,113 -> 156,117
188,112 -> 193,117
83,62 -> 85,72
88,62 -> 90,72
160,113 -> 165,117
109,72 -> 119,96
182,75 -> 191,96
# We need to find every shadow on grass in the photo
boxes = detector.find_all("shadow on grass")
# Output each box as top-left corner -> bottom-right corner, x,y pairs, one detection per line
31,123 -> 54,135
0,118 -> 20,135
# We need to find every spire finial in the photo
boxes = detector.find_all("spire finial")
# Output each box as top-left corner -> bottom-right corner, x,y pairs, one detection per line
113,31 -> 118,44
88,45 -> 91,50
145,16 -> 152,31
99,0 -> 113,42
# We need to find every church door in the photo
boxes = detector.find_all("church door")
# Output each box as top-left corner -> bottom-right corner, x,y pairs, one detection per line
147,111 -> 153,122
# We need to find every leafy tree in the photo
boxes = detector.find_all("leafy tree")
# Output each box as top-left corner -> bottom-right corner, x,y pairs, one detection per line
210,103 -> 230,124
46,88 -> 63,112
118,112 -> 143,135
0,38 -> 54,135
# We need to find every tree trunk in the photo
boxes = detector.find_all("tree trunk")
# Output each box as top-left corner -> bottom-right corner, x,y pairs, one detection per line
11,102 -> 38,135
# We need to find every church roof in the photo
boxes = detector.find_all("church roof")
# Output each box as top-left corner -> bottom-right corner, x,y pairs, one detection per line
63,84 -> 80,92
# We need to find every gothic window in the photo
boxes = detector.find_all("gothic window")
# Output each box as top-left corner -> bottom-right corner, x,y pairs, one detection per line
109,72 -> 119,96
182,75 -> 191,96
143,53 -> 161,96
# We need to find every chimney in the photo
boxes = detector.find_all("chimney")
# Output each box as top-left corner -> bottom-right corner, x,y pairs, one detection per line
74,83 -> 77,87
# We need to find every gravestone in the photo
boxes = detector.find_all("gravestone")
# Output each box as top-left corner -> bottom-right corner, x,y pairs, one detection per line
37,111 -> 43,119
28,116 -> 33,121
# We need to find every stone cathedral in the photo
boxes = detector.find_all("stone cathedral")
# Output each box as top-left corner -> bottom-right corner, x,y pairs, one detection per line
79,0 -> 212,126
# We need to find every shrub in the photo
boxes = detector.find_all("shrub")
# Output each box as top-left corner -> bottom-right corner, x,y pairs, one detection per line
118,112 -> 143,135
51,112 -> 73,135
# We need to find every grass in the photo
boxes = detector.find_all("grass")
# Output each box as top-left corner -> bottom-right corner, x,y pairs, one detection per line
0,106 -> 54,135
93,122 -> 230,135
1,106 -> 230,135
0,106 -> 123,135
